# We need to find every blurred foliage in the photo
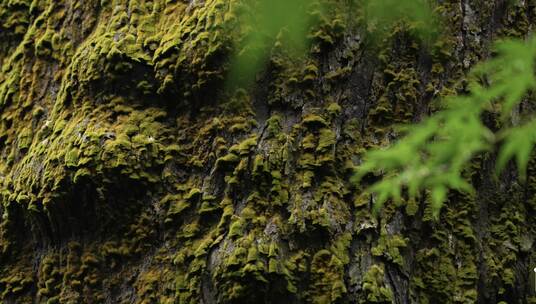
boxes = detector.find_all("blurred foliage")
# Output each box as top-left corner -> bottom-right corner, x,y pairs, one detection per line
363,0 -> 439,42
226,0 -> 536,218
226,0 -> 315,89
355,37 -> 536,217
227,0 -> 439,89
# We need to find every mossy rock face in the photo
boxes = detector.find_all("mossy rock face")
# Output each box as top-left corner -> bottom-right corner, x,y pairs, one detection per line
1,0 -> 536,303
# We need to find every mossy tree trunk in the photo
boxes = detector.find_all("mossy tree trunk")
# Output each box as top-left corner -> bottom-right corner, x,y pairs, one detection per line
0,0 -> 535,303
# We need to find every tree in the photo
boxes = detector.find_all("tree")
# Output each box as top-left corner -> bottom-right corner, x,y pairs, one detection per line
0,0 -> 535,303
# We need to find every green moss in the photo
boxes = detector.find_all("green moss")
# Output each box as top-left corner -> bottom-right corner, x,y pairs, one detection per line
64,148 -> 80,167
330,232 -> 352,264
215,153 -> 240,170
303,64 -> 319,82
198,195 -> 221,215
0,1 -> 531,303
326,102 -> 342,116
230,135 -> 258,155
371,228 -> 407,267
308,250 -> 347,304
266,114 -> 283,138
362,265 -> 393,303
302,114 -> 328,129
325,67 -> 352,82
301,134 -> 317,150
229,217 -> 245,238
17,128 -> 33,150
316,128 -> 336,152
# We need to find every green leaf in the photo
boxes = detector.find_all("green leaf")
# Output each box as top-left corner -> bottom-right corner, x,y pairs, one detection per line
227,0 -> 317,89
363,0 -> 439,42
496,120 -> 536,180
430,185 -> 447,219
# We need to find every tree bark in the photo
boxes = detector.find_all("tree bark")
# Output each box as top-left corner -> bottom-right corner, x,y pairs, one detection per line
0,0 -> 535,303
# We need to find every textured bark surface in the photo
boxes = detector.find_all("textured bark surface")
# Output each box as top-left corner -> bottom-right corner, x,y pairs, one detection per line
1,0 -> 536,303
